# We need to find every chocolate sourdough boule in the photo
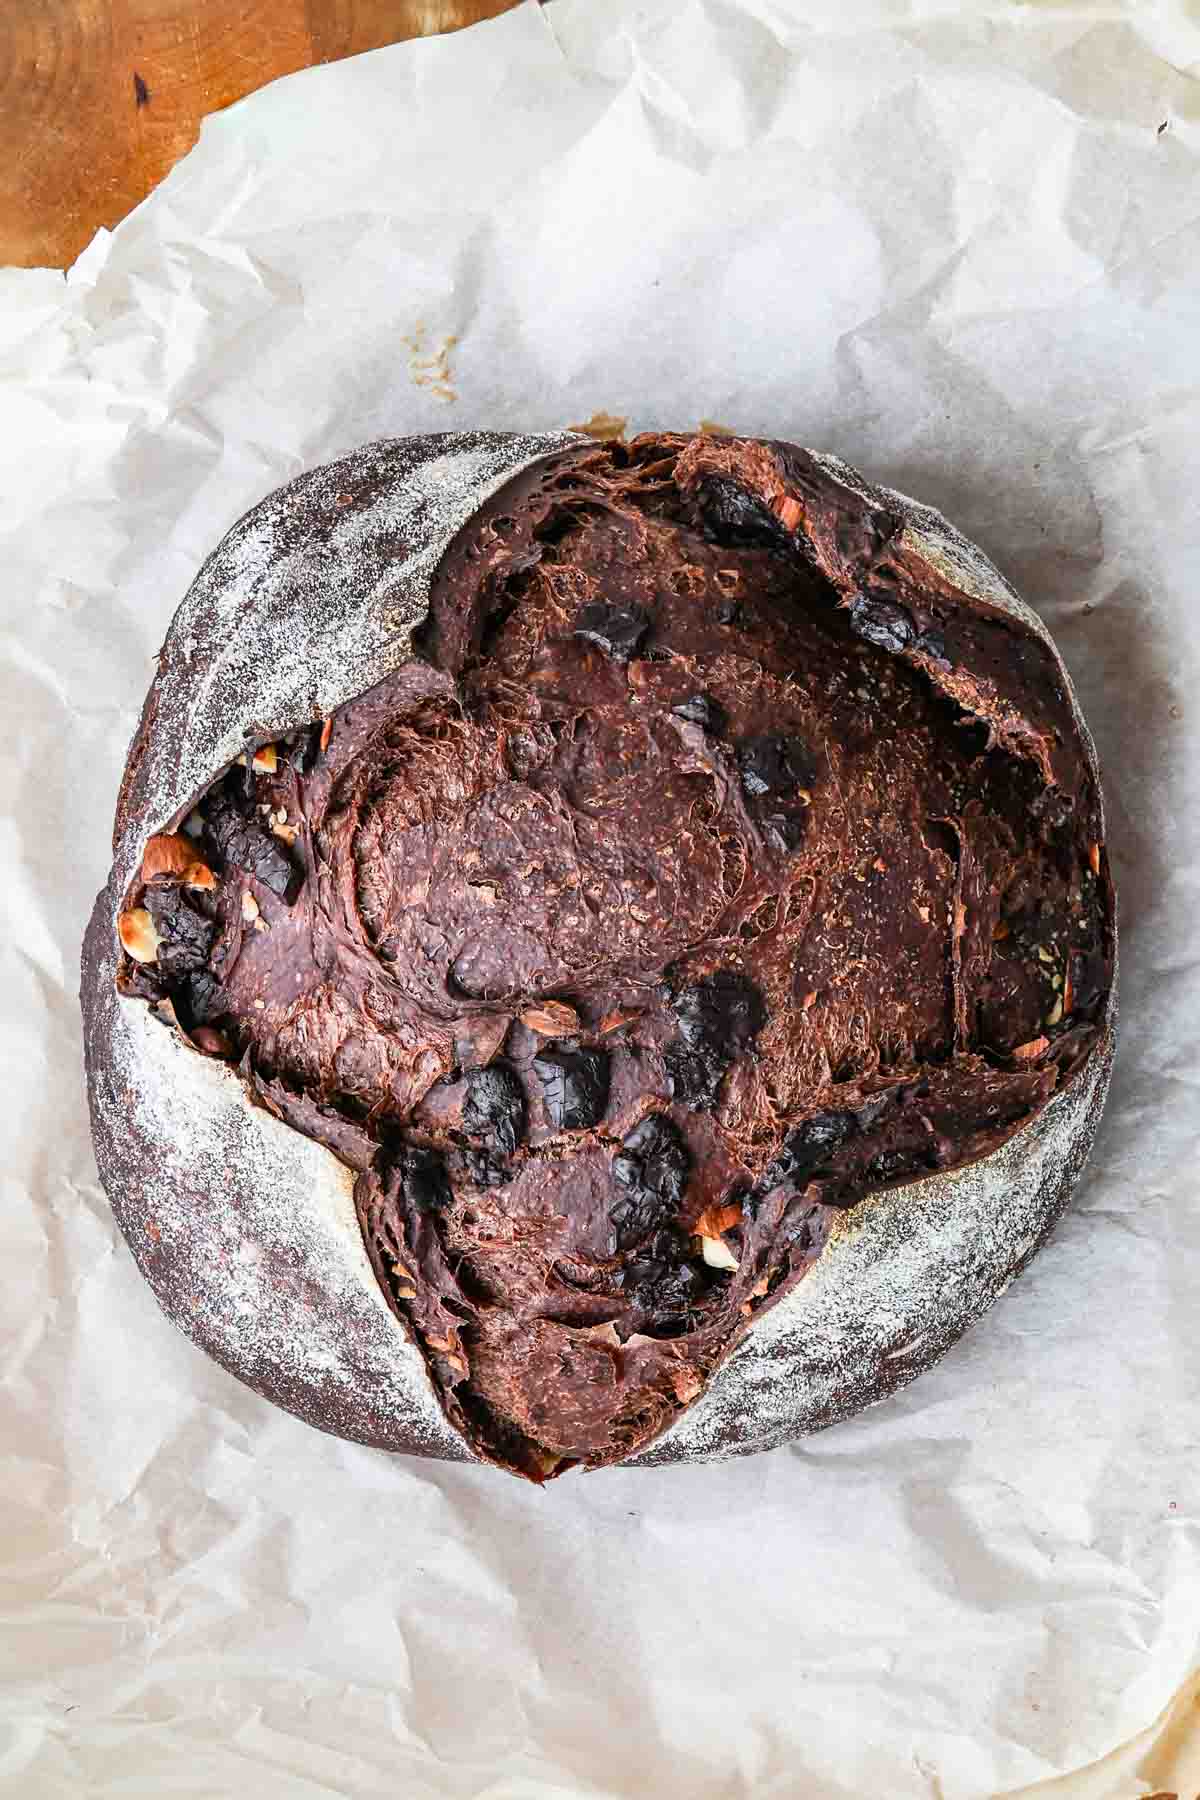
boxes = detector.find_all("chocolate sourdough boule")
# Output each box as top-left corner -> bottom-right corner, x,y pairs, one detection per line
81,430 -> 1116,1480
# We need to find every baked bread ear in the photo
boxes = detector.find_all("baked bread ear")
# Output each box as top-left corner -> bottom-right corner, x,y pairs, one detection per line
81,431 -> 1115,1478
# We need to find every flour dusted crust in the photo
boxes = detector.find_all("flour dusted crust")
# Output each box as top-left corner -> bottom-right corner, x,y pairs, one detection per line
81,431 -> 1116,1473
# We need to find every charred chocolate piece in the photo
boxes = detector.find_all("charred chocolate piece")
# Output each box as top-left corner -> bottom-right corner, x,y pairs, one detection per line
532,1045 -> 610,1131
462,1063 -> 526,1155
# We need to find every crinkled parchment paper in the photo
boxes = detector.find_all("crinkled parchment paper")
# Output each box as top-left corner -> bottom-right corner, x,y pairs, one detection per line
3,2 -> 1200,1794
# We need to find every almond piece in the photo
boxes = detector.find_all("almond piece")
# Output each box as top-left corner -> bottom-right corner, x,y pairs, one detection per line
1088,842 -> 1102,876
598,1007 -> 644,1035
241,891 -> 260,924
140,832 -> 216,890
319,716 -> 333,754
251,743 -> 278,774
1045,997 -> 1064,1028
520,1001 -> 581,1036
271,819 -> 298,846
701,1235 -> 739,1273
118,908 -> 161,964
695,1202 -> 743,1239
1012,1036 -> 1050,1061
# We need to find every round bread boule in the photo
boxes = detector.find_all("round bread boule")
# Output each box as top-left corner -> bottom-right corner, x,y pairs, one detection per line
81,430 -> 1116,1479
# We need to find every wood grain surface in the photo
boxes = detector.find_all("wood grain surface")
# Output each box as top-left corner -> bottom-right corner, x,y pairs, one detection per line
0,0 -> 522,269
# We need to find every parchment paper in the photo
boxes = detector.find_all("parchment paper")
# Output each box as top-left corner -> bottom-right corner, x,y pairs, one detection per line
3,2 -> 1200,1794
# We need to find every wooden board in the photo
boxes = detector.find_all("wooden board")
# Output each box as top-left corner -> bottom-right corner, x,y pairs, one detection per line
0,0 -> 522,269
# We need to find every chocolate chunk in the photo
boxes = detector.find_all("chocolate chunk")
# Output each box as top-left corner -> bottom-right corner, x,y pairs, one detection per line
180,968 -> 221,1028
696,475 -> 792,551
462,1063 -> 526,1155
664,1046 -> 725,1110
621,1227 -> 710,1326
532,1044 -> 610,1131
737,736 -> 814,799
914,627 -> 950,666
848,592 -> 916,654
673,971 -> 766,1057
667,971 -> 767,1112
204,796 -> 300,902
762,1110 -> 857,1189
610,1113 -> 690,1251
399,1146 -> 452,1214
777,1195 -> 830,1256
671,692 -> 725,733
461,1148 -> 511,1190
762,811 -> 807,854
143,887 -> 215,980
573,602 -> 650,663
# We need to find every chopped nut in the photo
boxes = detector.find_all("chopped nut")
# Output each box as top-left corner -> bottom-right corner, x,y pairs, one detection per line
701,1235 -> 739,1273
140,832 -> 216,890
772,494 -> 803,532
118,907 -> 161,964
254,917 -> 269,934
695,1202 -> 743,1239
1036,945 -> 1055,964
251,743 -> 278,774
253,999 -> 265,1011
1062,963 -> 1074,1015
394,1286 -> 417,1302
319,717 -> 333,754
1012,1036 -> 1050,1061
241,891 -> 260,923
446,1353 -> 469,1379
271,818 -> 298,846
1088,842 -> 1102,876
520,1000 -> 581,1036
391,1261 -> 414,1284
598,1007 -> 643,1034
670,1367 -> 704,1404
1045,997 -> 1064,1027
191,1025 -> 232,1057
